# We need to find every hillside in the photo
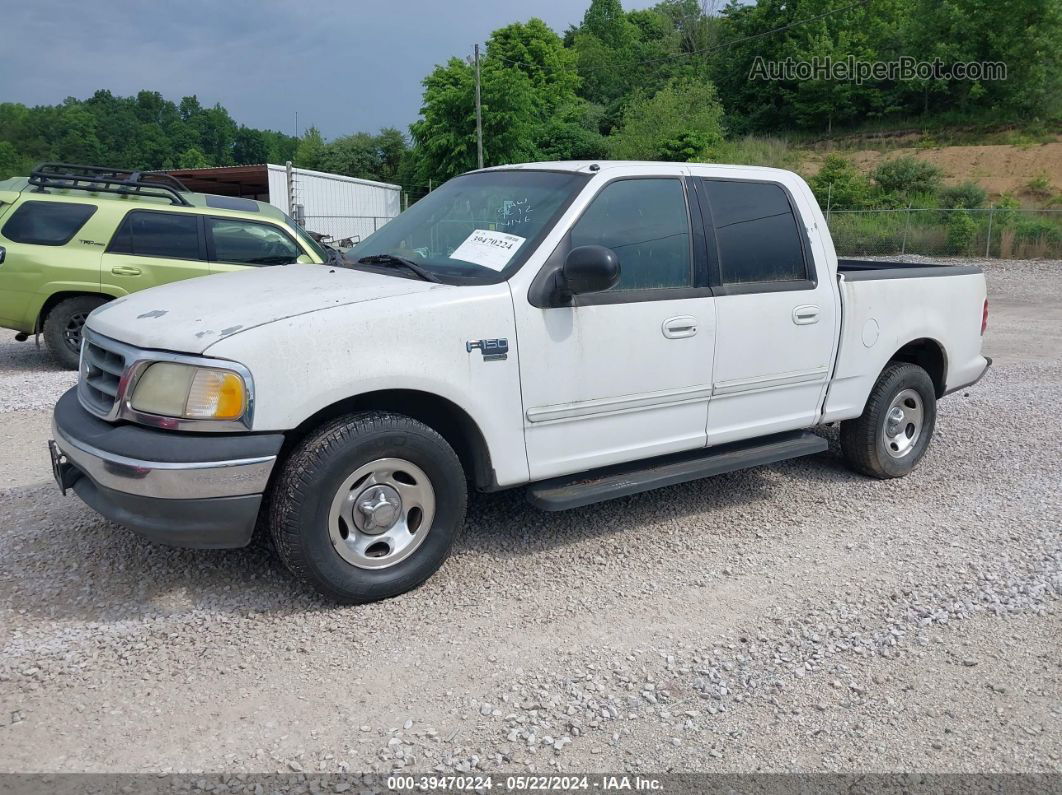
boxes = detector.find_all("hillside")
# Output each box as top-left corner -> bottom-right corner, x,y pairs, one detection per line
801,139 -> 1062,204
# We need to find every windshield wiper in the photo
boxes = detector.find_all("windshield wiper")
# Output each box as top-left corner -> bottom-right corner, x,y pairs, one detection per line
356,254 -> 440,283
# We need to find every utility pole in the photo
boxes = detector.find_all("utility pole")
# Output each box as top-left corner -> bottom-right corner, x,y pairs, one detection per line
474,43 -> 484,170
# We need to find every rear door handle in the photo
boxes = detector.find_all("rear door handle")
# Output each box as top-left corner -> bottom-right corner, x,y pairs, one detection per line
111,265 -> 142,277
662,315 -> 698,339
792,305 -> 820,325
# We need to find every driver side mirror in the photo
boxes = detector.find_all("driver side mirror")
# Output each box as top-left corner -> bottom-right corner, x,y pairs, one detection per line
561,245 -> 620,298
296,254 -> 313,264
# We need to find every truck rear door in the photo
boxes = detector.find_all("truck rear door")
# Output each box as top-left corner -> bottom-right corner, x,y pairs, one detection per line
694,177 -> 839,445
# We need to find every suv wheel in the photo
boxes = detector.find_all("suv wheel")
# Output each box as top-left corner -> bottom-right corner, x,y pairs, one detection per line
269,412 -> 467,603
43,295 -> 108,370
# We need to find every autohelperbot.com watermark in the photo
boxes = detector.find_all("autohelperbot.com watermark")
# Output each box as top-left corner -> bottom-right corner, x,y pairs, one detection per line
750,55 -> 1007,84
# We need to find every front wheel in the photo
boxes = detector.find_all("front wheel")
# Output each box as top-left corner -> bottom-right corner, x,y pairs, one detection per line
268,412 -> 467,603
840,362 -> 937,479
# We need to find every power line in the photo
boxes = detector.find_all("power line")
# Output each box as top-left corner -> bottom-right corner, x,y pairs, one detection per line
491,0 -> 871,75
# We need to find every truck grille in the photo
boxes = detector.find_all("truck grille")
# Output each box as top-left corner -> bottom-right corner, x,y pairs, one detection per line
78,334 -> 130,417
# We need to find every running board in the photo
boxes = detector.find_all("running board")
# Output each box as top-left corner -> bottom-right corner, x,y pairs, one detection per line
526,431 -> 828,511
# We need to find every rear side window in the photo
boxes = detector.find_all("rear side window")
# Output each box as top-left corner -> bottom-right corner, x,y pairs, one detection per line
570,178 -> 692,291
1,201 -> 97,245
702,180 -> 808,284
108,211 -> 201,260
207,218 -> 300,266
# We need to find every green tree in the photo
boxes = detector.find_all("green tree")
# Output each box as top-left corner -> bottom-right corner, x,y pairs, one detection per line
0,140 -> 24,179
319,132 -> 382,177
872,156 -> 944,198
295,127 -> 327,170
177,147 -> 210,168
411,57 -> 538,184
808,154 -> 872,209
233,126 -> 269,164
608,78 -> 724,160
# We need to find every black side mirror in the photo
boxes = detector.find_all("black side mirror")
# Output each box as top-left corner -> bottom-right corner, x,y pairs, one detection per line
0,245 -> 5,264
562,245 -> 620,297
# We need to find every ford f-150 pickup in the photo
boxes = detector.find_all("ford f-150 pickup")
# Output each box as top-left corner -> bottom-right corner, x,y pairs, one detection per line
49,161 -> 991,603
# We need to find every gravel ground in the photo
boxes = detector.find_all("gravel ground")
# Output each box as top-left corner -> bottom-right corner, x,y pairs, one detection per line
0,259 -> 1059,776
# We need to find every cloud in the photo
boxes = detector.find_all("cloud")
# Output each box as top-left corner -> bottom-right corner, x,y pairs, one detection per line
0,0 -> 655,139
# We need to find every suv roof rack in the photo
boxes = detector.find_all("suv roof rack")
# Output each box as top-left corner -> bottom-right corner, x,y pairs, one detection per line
28,163 -> 193,207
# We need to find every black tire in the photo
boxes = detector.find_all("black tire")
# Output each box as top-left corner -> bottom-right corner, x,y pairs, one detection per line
840,362 -> 937,479
269,412 -> 467,603
43,295 -> 108,369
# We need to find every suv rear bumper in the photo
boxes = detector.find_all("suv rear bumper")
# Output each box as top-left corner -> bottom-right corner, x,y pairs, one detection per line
50,387 -> 283,548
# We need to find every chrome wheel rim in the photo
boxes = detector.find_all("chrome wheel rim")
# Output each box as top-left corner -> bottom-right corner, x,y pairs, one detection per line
882,388 -> 924,458
328,457 -> 435,570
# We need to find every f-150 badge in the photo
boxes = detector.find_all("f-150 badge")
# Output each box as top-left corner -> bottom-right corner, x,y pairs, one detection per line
466,338 -> 509,361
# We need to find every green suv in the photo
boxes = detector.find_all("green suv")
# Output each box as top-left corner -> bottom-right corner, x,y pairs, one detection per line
0,163 -> 328,368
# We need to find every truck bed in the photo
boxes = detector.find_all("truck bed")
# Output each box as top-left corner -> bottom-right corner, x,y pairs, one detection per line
838,258 -> 983,280
822,259 -> 989,424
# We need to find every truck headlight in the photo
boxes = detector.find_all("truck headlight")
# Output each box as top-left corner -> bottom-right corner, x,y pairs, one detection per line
130,362 -> 248,421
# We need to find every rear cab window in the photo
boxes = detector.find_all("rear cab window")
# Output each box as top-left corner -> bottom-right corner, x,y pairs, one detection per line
1,201 -> 97,245
699,179 -> 812,292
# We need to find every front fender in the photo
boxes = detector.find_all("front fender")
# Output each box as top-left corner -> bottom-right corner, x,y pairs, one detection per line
204,285 -> 530,486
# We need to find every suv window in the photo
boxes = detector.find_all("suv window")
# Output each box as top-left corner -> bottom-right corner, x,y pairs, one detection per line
701,180 -> 808,284
1,201 -> 97,245
207,218 -> 300,266
108,211 -> 201,260
570,178 -> 691,291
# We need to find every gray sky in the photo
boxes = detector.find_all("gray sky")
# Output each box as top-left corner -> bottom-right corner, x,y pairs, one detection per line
0,0 -> 656,140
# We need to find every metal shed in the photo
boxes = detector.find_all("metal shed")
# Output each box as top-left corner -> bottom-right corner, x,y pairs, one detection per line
163,164 -> 401,243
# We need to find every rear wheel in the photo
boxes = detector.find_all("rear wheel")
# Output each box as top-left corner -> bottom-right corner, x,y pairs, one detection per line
43,295 -> 108,369
269,412 -> 467,603
840,362 -> 937,479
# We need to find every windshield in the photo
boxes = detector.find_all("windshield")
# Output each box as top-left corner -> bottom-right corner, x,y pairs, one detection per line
349,170 -> 589,283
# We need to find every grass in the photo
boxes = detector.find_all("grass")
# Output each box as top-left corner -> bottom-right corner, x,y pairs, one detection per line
828,208 -> 1062,258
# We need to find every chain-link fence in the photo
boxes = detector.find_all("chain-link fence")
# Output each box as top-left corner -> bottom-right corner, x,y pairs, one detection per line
301,215 -> 394,247
826,207 -> 1062,259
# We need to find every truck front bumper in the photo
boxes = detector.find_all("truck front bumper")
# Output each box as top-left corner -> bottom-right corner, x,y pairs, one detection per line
50,387 -> 284,549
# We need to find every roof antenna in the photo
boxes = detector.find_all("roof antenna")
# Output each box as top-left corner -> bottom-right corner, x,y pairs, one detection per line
588,163 -> 600,172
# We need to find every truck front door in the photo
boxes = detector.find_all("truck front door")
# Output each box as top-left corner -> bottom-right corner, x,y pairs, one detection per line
695,178 -> 838,445
514,173 -> 716,480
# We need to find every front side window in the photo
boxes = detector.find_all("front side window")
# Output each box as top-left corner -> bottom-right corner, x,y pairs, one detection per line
702,180 -> 808,284
1,201 -> 97,245
569,178 -> 692,291
108,211 -> 201,260
208,218 -> 300,266
350,170 -> 588,284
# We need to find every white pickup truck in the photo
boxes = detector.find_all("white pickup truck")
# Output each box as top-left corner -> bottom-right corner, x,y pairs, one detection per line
49,161 -> 991,602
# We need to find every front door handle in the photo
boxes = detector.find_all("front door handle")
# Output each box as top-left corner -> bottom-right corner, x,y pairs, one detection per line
662,315 -> 698,339
111,265 -> 142,277
792,305 -> 820,325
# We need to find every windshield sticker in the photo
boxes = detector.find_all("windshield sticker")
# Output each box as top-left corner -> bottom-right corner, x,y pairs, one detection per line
450,229 -> 526,271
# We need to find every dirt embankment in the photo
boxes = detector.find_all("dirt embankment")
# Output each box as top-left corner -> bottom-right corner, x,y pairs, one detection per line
802,141 -> 1062,199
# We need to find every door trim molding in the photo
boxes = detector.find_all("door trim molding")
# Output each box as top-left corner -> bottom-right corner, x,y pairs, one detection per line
713,367 -> 828,397
526,384 -> 713,424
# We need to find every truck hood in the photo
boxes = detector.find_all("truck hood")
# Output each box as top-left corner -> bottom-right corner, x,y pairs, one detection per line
87,263 -> 442,355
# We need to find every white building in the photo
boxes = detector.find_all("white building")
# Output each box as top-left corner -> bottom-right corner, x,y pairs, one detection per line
165,163 -> 402,243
